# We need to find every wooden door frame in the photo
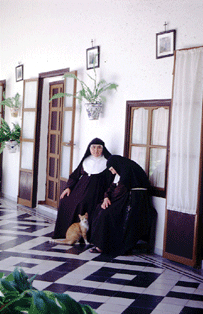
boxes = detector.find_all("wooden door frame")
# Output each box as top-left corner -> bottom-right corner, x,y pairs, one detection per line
0,80 -> 6,195
32,68 -> 70,208
46,80 -> 64,208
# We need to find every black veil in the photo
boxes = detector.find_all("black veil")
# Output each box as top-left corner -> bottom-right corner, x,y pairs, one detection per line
107,155 -> 150,190
81,138 -> 111,163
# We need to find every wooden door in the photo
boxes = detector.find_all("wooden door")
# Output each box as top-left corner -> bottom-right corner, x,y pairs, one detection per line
0,81 -> 6,193
17,68 -> 74,208
46,72 -> 77,208
18,79 -> 39,208
46,81 -> 64,208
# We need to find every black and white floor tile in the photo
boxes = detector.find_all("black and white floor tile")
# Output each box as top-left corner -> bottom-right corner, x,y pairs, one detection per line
0,198 -> 203,313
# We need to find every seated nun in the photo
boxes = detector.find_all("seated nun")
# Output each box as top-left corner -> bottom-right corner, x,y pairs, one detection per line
90,155 -> 157,255
52,138 -> 114,241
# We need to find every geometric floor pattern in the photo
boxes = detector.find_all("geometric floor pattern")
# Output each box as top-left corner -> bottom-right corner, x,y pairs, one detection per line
1,198 -> 203,314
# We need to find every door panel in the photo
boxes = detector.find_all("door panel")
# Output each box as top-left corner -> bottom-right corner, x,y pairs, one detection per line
0,81 -> 6,193
17,68 -> 72,208
46,82 -> 63,208
163,48 -> 203,267
18,79 -> 39,207
46,72 -> 77,208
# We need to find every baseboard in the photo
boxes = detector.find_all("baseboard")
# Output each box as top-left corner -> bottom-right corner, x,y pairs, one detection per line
36,204 -> 57,220
154,247 -> 163,256
1,193 -> 17,203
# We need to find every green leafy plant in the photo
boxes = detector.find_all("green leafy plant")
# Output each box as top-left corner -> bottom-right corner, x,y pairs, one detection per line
0,118 -> 21,153
0,268 -> 96,314
50,67 -> 118,105
0,93 -> 21,109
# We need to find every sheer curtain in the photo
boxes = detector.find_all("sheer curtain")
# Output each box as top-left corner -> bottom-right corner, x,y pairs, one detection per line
150,108 -> 169,188
167,48 -> 203,214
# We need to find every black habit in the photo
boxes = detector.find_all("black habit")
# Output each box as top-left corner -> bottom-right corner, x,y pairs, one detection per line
90,155 -> 157,255
52,138 -> 114,240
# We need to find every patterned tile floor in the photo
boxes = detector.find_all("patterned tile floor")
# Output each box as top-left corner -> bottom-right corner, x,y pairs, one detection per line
0,198 -> 203,314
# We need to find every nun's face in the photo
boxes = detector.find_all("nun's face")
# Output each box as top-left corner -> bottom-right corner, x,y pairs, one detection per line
90,144 -> 103,157
109,166 -> 117,175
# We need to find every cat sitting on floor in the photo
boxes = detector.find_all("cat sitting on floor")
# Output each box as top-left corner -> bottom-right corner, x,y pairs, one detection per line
50,212 -> 89,245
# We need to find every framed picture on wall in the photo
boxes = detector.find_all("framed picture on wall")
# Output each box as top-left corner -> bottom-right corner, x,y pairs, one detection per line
86,46 -> 100,70
16,64 -> 24,82
156,29 -> 176,59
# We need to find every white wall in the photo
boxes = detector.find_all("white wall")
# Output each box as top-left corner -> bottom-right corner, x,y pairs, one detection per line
1,0 -> 203,255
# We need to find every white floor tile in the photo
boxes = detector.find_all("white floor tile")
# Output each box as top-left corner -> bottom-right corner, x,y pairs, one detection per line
162,297 -> 189,306
111,273 -> 136,280
81,294 -> 110,303
186,300 -> 203,308
106,296 -> 134,306
97,282 -> 123,291
154,301 -> 184,313
97,302 -> 129,313
33,280 -> 53,290
171,286 -> 196,293
144,287 -> 170,296
75,280 -> 102,288
64,291 -> 88,302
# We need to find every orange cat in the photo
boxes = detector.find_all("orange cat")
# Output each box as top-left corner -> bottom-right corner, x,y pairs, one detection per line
51,212 -> 89,245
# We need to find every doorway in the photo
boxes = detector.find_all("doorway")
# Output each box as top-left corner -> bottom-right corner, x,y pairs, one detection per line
46,81 -> 64,208
17,68 -> 77,208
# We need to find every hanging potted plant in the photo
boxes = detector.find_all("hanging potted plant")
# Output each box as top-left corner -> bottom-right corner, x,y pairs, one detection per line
50,67 -> 118,120
0,92 -> 21,117
0,118 -> 21,153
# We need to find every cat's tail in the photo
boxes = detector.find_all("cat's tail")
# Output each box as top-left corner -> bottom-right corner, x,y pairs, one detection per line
49,239 -> 72,245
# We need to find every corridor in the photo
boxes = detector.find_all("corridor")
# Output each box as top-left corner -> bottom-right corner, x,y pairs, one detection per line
0,198 -> 203,313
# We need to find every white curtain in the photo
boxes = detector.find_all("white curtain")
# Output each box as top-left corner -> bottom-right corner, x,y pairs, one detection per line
167,48 -> 203,214
150,108 -> 169,188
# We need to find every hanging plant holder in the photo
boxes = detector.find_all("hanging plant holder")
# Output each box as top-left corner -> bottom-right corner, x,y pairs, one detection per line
0,92 -> 21,116
85,103 -> 102,120
10,107 -> 19,117
49,67 -> 118,121
5,140 -> 19,153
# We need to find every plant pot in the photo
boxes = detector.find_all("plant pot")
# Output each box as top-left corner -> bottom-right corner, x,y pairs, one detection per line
85,103 -> 102,120
10,107 -> 19,117
5,140 -> 19,153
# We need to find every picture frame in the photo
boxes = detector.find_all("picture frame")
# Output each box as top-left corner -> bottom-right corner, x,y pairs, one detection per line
86,46 -> 100,70
15,64 -> 23,82
156,29 -> 176,59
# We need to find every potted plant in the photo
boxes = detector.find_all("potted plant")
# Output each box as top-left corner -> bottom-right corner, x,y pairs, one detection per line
0,118 -> 21,153
50,67 -> 118,120
0,267 -> 97,313
0,92 -> 21,117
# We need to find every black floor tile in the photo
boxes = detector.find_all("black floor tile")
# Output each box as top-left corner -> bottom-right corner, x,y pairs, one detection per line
91,288 -> 118,297
167,291 -> 193,300
36,271 -> 68,282
122,306 -> 153,313
84,274 -> 107,282
15,262 -> 38,268
80,300 -> 102,309
176,280 -> 200,288
44,283 -> 74,293
115,291 -> 140,299
130,294 -> 164,309
127,272 -> 161,288
180,307 -> 203,314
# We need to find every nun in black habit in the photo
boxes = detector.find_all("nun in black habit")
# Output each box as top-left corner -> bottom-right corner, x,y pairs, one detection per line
90,155 -> 157,255
52,138 -> 114,240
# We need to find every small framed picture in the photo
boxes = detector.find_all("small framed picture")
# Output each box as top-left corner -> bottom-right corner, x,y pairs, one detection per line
156,30 -> 176,59
86,46 -> 100,70
16,64 -> 24,82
